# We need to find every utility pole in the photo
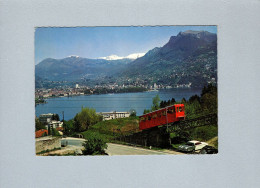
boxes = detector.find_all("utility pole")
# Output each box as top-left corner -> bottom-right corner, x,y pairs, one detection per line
166,107 -> 168,132
166,107 -> 171,146
62,111 -> 64,122
62,111 -> 65,135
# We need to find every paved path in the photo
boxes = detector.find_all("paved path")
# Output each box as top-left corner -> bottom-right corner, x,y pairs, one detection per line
105,143 -> 183,156
61,137 -> 86,147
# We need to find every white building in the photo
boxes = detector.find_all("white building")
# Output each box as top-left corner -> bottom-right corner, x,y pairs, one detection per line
45,120 -> 63,130
154,83 -> 157,89
98,111 -> 130,121
39,113 -> 54,123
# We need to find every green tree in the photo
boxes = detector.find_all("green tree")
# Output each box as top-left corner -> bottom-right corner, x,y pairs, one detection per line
129,109 -> 137,117
51,127 -> 61,136
47,125 -> 51,136
181,97 -> 187,104
151,94 -> 160,111
160,101 -> 164,108
200,84 -> 217,112
171,98 -> 176,104
82,133 -> 108,155
143,109 -> 150,114
74,107 -> 102,132
189,94 -> 200,103
52,114 -> 60,121
63,120 -> 75,136
35,118 -> 46,131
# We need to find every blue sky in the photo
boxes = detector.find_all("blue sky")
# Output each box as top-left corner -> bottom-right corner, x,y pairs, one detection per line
35,26 -> 217,64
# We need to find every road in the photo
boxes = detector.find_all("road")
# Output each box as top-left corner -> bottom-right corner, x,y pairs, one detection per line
105,143 -> 184,156
61,137 -> 86,147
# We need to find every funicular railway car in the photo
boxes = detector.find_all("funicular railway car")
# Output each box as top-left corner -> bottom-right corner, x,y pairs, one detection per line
139,104 -> 185,130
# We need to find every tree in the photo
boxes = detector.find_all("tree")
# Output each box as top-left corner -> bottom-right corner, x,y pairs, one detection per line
143,109 -> 150,114
52,114 -> 60,121
200,84 -> 217,112
74,107 -> 102,132
35,118 -> 46,131
48,125 -> 51,136
52,127 -> 61,136
63,120 -> 75,136
160,101 -> 164,108
171,98 -> 176,104
189,94 -> 200,103
82,133 -> 107,155
181,97 -> 187,104
129,109 -> 137,117
151,94 -> 160,111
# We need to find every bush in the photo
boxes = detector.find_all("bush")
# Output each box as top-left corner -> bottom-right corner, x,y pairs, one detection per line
190,126 -> 218,141
82,133 -> 108,155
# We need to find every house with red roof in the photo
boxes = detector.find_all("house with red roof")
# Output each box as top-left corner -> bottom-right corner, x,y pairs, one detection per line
35,129 -> 48,138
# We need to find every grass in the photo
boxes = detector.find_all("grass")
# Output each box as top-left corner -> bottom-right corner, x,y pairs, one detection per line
81,116 -> 139,141
36,147 -> 61,155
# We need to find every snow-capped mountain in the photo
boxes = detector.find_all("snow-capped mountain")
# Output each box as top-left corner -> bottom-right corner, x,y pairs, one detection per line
67,55 -> 80,58
98,53 -> 145,60
125,53 -> 146,59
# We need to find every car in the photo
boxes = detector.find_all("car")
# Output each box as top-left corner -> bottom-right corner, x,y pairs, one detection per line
178,140 -> 208,153
200,145 -> 218,154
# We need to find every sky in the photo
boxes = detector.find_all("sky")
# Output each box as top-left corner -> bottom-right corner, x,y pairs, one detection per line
35,26 -> 217,64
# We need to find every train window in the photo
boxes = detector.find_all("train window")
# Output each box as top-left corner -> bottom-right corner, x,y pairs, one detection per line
167,109 -> 174,114
179,107 -> 182,112
148,116 -> 151,120
152,114 -> 157,119
162,111 -> 166,116
140,117 -> 145,122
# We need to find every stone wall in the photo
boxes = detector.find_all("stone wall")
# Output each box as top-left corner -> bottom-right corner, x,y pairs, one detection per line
35,136 -> 61,154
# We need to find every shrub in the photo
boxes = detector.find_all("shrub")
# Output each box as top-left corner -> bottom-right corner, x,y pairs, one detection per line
190,126 -> 218,141
82,133 -> 108,155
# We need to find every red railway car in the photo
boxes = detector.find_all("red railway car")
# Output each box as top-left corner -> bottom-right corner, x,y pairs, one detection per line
139,104 -> 185,130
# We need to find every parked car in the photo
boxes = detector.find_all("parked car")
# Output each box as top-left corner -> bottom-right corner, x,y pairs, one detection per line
178,140 -> 208,153
200,145 -> 218,154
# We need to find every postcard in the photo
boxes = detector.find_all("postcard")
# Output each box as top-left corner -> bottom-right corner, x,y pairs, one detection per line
35,26 -> 218,156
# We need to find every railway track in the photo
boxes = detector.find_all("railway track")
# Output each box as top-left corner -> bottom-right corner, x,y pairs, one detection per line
115,112 -> 218,148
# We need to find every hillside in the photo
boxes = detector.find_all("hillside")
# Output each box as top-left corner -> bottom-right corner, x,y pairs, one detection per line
81,117 -> 139,140
120,31 -> 217,88
35,30 -> 217,88
36,57 -> 133,81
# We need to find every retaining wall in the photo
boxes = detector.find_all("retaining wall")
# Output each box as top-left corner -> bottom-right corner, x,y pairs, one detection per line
35,136 -> 61,154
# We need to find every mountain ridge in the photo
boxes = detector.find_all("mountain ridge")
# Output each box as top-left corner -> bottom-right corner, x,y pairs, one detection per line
36,30 -> 217,88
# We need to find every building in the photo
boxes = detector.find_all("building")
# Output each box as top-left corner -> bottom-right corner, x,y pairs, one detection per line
39,113 -> 54,123
98,111 -> 130,121
35,129 -> 48,138
45,120 -> 63,130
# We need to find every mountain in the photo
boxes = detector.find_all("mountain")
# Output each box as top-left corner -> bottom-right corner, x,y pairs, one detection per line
98,53 -> 145,60
119,30 -> 217,88
35,56 -> 133,81
36,30 -> 217,88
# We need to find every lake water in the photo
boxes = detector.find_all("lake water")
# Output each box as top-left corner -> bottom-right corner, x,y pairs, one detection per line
36,88 -> 201,120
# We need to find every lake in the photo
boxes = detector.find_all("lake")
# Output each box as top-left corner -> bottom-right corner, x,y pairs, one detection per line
35,88 -> 201,120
